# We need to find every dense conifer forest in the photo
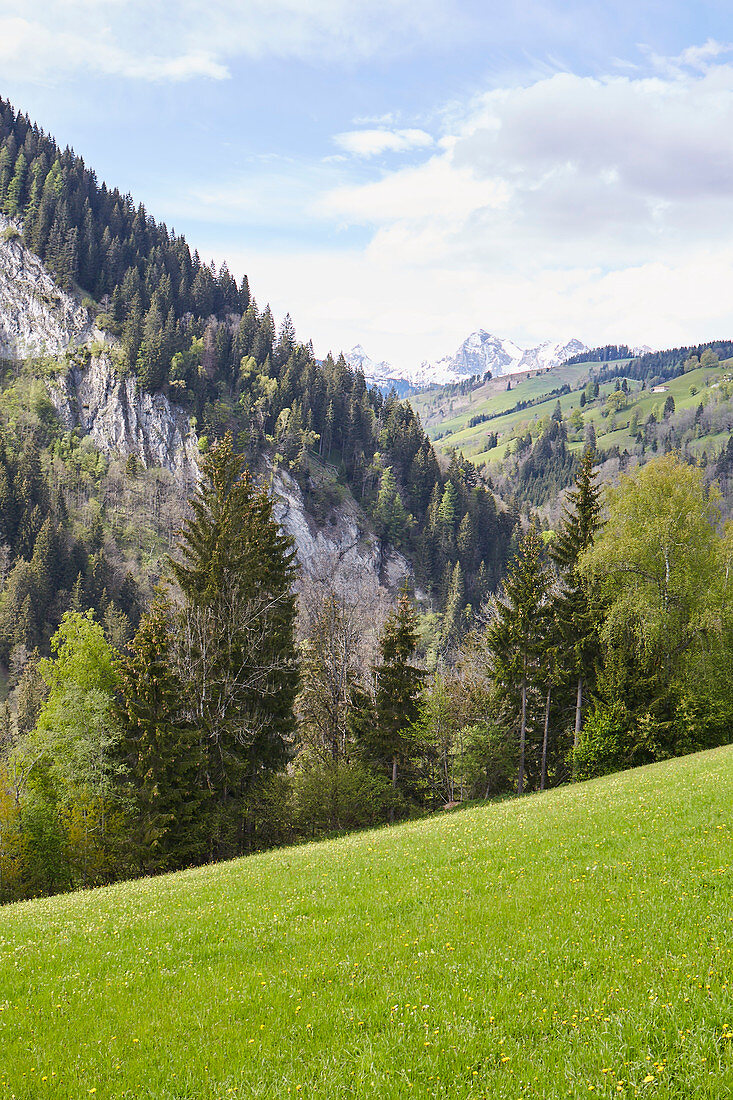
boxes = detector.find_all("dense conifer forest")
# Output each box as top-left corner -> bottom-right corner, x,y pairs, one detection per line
0,97 -> 515,613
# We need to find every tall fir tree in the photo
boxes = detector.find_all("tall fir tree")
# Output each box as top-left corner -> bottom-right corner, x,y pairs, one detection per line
486,524 -> 551,795
357,589 -> 424,819
169,433 -> 298,855
117,603 -> 207,872
549,447 -> 602,762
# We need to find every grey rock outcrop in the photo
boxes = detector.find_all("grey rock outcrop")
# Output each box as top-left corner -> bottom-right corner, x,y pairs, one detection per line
0,214 -> 411,595
271,464 -> 411,590
49,353 -> 200,482
0,217 -> 103,359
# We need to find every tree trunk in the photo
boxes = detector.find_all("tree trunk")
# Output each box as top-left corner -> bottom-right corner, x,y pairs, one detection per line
390,755 -> 398,824
517,677 -> 527,795
574,675 -> 583,753
540,683 -> 551,791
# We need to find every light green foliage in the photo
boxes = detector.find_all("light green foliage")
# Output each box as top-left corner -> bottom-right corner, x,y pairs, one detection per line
578,454 -> 733,771
0,748 -> 731,1097
580,454 -> 721,659
412,353 -> 733,487
38,610 -> 120,698
2,613 -> 127,896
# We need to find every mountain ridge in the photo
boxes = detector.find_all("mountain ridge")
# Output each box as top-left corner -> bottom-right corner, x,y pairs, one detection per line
346,331 -> 589,390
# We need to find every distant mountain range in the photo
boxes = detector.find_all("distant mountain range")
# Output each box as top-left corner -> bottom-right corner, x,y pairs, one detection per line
346,331 -> 590,392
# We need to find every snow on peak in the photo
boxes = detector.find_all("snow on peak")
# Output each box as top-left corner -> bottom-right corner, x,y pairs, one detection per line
345,333 -> 590,391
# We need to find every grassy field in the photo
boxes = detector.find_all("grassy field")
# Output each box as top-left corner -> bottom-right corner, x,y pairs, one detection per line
412,357 -> 731,469
1,748 -> 732,1099
411,363 -> 594,440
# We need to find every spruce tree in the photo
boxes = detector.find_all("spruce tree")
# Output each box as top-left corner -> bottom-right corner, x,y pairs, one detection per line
169,433 -> 298,854
117,603 -> 207,872
486,524 -> 551,795
359,589 -> 424,820
549,447 -> 602,760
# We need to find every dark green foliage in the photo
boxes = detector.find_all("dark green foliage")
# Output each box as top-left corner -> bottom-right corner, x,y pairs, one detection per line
117,603 -> 207,872
499,418 -> 579,507
0,422 -> 141,662
0,98 -> 515,620
169,433 -> 298,856
549,447 -> 602,755
354,590 -> 425,816
595,339 -> 733,387
293,760 -> 395,836
564,344 -> 633,365
486,525 -> 552,793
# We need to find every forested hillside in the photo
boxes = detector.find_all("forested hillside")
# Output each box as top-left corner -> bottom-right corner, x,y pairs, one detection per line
1,98 -> 732,908
0,98 -> 514,616
415,342 -> 733,513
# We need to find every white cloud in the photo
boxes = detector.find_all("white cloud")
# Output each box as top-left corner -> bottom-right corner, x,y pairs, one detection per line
210,241 -> 733,376
0,15 -> 229,82
321,157 -> 509,225
316,53 -> 733,281
206,46 -> 733,368
334,129 -> 434,157
0,0 -> 459,83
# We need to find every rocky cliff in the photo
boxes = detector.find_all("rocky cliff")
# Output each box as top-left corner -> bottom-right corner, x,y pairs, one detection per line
271,464 -> 410,591
0,217 -> 411,593
0,216 -> 103,359
48,351 -> 198,482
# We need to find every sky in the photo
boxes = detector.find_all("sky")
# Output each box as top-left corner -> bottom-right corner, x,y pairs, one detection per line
3,1 -> 733,372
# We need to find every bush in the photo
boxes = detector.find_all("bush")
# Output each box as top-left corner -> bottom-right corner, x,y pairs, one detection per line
1,224 -> 20,242
574,708 -> 626,781
293,760 -> 397,836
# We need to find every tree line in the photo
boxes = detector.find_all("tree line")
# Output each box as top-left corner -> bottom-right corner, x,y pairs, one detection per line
2,439 -> 730,903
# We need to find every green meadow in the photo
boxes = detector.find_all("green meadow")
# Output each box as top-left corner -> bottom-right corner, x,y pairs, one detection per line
1,747 -> 732,1099
411,362 -> 596,441
413,358 -> 730,468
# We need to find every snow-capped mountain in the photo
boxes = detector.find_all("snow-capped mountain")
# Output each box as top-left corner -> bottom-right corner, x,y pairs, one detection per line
412,331 -> 525,388
344,345 -> 405,388
418,332 -> 589,385
343,344 -> 413,394
346,332 -> 589,392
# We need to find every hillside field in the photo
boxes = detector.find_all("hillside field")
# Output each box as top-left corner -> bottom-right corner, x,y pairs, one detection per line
411,358 -> 730,468
1,748 -> 732,1099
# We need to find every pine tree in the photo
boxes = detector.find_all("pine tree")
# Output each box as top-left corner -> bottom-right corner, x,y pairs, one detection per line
486,524 -> 551,795
169,433 -> 298,854
117,603 -> 207,872
359,589 -> 424,819
549,447 -> 602,760
441,561 -> 465,652
3,149 -> 26,217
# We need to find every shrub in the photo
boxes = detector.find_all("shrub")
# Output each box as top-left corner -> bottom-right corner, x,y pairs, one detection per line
293,760 -> 397,836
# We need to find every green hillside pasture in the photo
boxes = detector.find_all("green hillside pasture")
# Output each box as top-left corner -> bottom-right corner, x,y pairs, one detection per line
1,748 -> 732,1099
411,362 -> 596,439
444,361 -> 730,468
568,362 -> 729,461
448,381 -> 623,465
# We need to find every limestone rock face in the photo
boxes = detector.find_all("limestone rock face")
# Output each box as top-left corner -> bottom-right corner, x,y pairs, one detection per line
0,217 -> 102,358
0,214 -> 411,595
49,353 -> 200,483
271,464 -> 411,590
